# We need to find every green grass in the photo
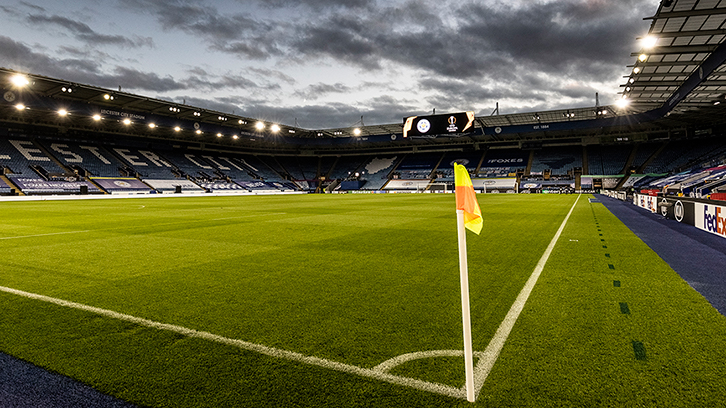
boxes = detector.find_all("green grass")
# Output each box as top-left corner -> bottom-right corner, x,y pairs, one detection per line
0,194 -> 725,407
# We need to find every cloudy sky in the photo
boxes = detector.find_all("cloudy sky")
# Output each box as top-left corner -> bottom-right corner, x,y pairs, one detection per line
0,0 -> 658,129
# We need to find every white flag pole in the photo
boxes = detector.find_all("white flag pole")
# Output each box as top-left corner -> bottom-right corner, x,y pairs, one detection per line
456,209 -> 476,402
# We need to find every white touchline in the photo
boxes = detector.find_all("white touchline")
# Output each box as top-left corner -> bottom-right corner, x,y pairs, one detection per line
0,230 -> 90,240
471,194 -> 581,399
0,285 -> 464,400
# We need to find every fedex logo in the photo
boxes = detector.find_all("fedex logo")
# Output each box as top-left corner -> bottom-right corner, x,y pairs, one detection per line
695,203 -> 726,238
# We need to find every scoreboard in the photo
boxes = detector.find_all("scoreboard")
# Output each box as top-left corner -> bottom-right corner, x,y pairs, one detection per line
403,111 -> 475,138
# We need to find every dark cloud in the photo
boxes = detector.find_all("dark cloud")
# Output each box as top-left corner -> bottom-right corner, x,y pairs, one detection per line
294,82 -> 353,101
256,0 -> 373,10
26,14 -> 153,48
124,0 -> 281,60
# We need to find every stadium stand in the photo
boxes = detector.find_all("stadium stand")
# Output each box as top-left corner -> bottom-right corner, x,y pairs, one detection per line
361,156 -> 398,190
630,142 -> 662,172
393,152 -> 443,180
586,144 -> 632,175
435,151 -> 486,180
530,146 -> 582,175
37,140 -> 127,178
477,149 -> 527,178
111,147 -> 178,179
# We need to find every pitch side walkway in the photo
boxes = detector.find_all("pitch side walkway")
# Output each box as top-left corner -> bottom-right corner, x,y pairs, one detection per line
598,194 -> 726,315
0,352 -> 137,408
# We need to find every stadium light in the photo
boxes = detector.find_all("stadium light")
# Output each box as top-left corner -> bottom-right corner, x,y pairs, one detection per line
174,126 -> 181,132
638,54 -> 648,62
61,86 -> 73,93
148,123 -> 156,129
10,74 -> 29,88
57,109 -> 68,116
633,67 -> 641,74
232,135 -> 239,140
92,114 -> 102,121
123,118 -> 132,125
195,129 -> 202,135
217,133 -> 223,138
616,97 -> 630,109
641,35 -> 658,49
103,94 -> 114,100
271,124 -> 281,133
15,104 -> 26,111
255,121 -> 265,131
353,128 -> 361,136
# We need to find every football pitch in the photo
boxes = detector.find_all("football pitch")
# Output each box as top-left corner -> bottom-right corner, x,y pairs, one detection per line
1,193 -> 725,407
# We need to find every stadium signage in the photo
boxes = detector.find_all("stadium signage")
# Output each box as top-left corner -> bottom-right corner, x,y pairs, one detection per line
695,203 -> 726,238
635,193 -> 657,213
100,109 -> 146,120
403,111 -> 475,138
486,158 -> 525,164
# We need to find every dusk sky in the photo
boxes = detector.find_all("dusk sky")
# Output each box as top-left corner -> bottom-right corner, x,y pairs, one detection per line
0,0 -> 657,129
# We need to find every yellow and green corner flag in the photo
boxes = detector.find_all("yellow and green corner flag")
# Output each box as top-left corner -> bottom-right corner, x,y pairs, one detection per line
454,163 -> 482,235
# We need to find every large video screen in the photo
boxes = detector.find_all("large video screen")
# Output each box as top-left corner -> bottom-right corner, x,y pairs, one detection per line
403,111 -> 475,138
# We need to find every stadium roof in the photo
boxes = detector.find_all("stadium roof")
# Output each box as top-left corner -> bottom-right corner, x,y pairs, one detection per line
622,0 -> 726,114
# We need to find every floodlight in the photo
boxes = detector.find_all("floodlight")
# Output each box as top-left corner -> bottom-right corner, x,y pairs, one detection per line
638,54 -> 648,62
196,129 -> 202,135
103,94 -> 114,100
353,128 -> 361,136
629,77 -> 635,84
61,86 -> 73,93
271,124 -> 281,133
616,98 -> 630,109
174,126 -> 181,132
92,114 -> 102,121
14,104 -> 25,110
255,121 -> 265,130
58,109 -> 68,116
232,135 -> 239,140
217,133 -> 223,138
641,36 -> 658,49
10,74 -> 29,87
148,123 -> 156,128
123,118 -> 132,125
633,67 -> 641,74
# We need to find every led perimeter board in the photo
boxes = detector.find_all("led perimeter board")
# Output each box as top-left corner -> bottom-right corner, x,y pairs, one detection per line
403,111 -> 475,138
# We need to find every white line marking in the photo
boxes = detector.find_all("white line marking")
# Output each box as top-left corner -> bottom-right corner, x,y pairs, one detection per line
0,230 -> 90,240
0,285 -> 465,400
373,349 -> 485,373
471,194 -> 581,399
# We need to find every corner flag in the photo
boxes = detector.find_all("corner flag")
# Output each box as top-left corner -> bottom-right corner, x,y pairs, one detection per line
453,162 -> 481,402
454,163 -> 482,235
